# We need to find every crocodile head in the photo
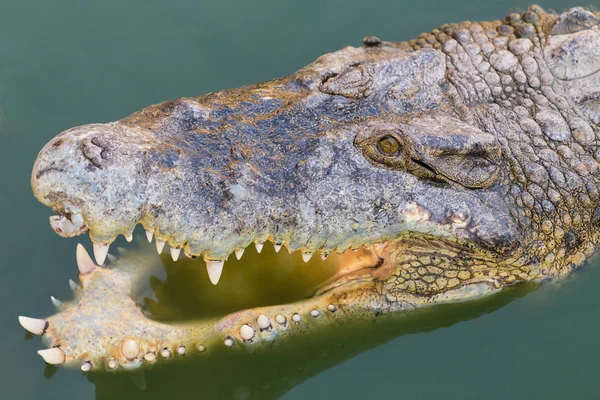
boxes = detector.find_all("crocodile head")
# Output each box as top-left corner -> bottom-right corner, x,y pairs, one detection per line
22,6 -> 600,371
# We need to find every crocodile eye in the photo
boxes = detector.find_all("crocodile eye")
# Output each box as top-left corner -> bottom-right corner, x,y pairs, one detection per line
378,136 -> 400,155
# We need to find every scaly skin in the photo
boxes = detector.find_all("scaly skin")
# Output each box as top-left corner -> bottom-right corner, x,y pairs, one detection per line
20,6 -> 600,371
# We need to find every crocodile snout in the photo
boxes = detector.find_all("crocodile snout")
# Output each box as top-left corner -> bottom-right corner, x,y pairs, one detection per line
31,122 -> 148,252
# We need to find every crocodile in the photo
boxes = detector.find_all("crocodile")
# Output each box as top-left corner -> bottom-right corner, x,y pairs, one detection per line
19,5 -> 600,372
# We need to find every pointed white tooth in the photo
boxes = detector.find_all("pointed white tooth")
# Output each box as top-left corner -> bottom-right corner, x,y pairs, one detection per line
320,252 -> 329,260
50,296 -> 63,308
125,233 -> 133,242
37,348 -> 65,365
107,358 -> 118,370
235,248 -> 244,260
255,242 -> 264,253
92,243 -> 109,265
18,316 -> 46,335
156,239 -> 165,254
274,243 -> 282,253
69,279 -> 80,291
373,243 -> 387,252
206,260 -> 224,285
302,252 -> 313,263
145,230 -> 154,243
352,248 -> 358,252
80,361 -> 92,372
170,247 -> 181,261
76,243 -> 96,274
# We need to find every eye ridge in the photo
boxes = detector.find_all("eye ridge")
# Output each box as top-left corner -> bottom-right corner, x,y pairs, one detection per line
378,135 -> 400,155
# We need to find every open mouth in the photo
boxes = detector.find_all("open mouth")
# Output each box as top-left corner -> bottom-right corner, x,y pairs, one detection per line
19,237 -> 395,371
138,238 -> 389,321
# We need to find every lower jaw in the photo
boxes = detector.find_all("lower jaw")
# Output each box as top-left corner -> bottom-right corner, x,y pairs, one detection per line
30,240 -> 386,371
24,235 -> 513,372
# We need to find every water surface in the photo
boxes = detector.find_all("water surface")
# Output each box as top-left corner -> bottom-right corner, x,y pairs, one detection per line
1,0 -> 598,399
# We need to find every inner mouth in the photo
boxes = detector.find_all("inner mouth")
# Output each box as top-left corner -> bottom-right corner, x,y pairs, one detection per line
136,239 -> 387,321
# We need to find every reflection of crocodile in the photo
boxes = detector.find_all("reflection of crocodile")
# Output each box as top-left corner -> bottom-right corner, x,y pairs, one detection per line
19,5 -> 600,372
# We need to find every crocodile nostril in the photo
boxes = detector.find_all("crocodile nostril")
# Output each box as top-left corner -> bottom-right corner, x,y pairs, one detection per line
81,137 -> 110,169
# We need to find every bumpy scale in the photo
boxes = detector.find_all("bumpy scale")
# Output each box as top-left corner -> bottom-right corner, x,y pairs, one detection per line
20,6 -> 600,371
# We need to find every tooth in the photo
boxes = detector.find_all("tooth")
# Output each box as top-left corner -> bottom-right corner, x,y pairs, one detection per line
170,247 -> 181,261
92,243 -> 109,265
255,242 -> 264,253
51,296 -> 63,308
239,324 -> 255,341
156,239 -> 165,254
18,316 -> 46,335
274,243 -> 282,253
206,260 -> 224,285
161,348 -> 171,359
373,243 -> 387,252
69,279 -> 80,291
125,233 -> 133,242
80,361 -> 92,372
76,243 -> 96,274
121,340 -> 140,360
302,252 -> 313,263
257,315 -> 271,330
235,248 -> 244,260
145,230 -> 154,243
177,345 -> 186,356
37,348 -> 65,365
352,248 -> 359,252
320,252 -> 329,260
107,358 -> 118,370
292,313 -> 302,323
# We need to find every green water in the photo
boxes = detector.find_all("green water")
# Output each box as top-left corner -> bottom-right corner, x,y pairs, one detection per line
1,0 -> 599,398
